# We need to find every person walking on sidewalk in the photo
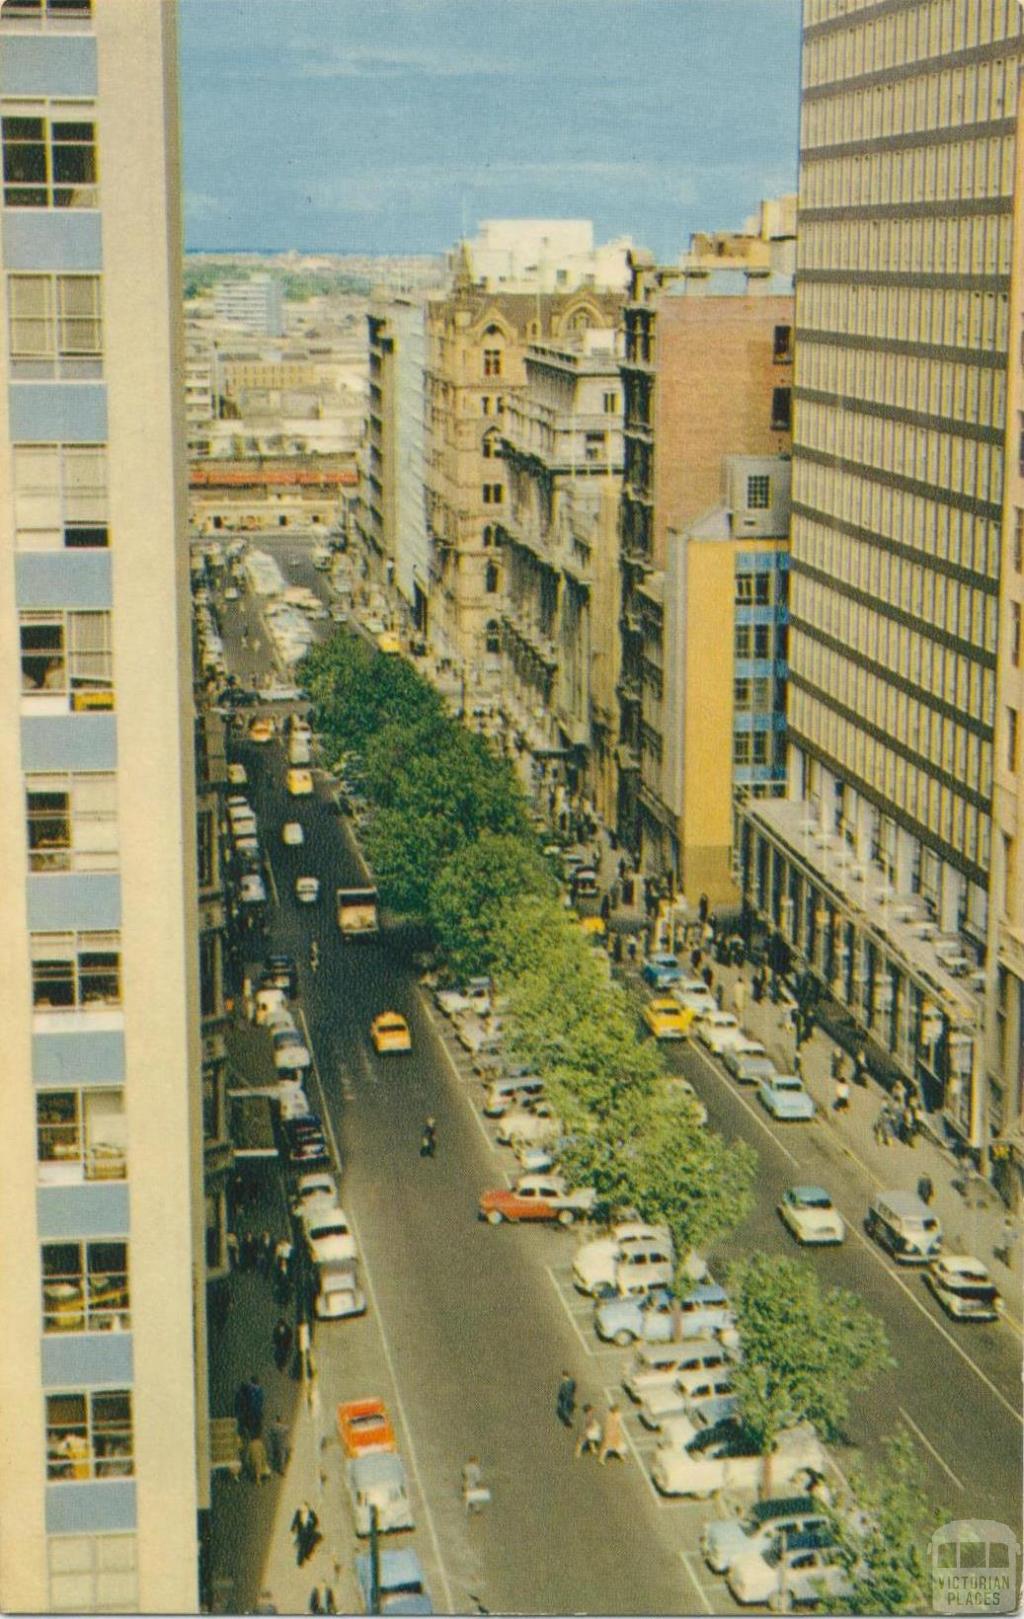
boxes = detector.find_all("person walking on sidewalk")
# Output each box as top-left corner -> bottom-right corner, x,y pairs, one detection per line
834,1075 -> 850,1113
598,1403 -> 627,1465
853,1046 -> 868,1087
309,1583 -> 337,1614
732,978 -> 747,1020
575,1405 -> 602,1458
272,1316 -> 293,1372
290,1502 -> 321,1567
917,1174 -> 935,1206
245,1433 -> 271,1484
267,1413 -> 291,1475
873,1106 -> 893,1147
556,1370 -> 576,1428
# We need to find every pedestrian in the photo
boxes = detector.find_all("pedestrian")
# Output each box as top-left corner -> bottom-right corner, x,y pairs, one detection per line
752,970 -> 764,1004
600,892 -> 611,922
626,937 -> 637,965
732,978 -> 747,1020
702,965 -> 714,990
834,1076 -> 850,1112
698,893 -> 709,924
245,1433 -> 271,1484
793,1049 -> 804,1080
714,983 -> 725,1010
902,1104 -> 918,1147
892,1078 -> 906,1110
239,1231 -> 254,1271
690,947 -> 702,972
461,1456 -> 491,1513
226,1230 -> 240,1270
598,1403 -> 627,1465
291,1502 -> 321,1567
917,1174 -> 934,1206
702,921 -> 714,951
575,1404 -> 602,1458
247,1375 -> 265,1437
294,1319 -> 312,1382
873,1106 -> 892,1147
618,855 -> 627,881
830,1049 -> 841,1081
309,1584 -> 336,1614
853,1045 -> 868,1086
272,1316 -> 293,1372
259,1230 -> 274,1278
267,1413 -> 291,1475
556,1370 -> 577,1428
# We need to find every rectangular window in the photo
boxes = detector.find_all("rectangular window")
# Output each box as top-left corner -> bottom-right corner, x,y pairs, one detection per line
752,731 -> 769,765
42,1240 -> 129,1332
36,1088 -> 126,1183
8,273 -> 102,378
480,396 -> 492,415
1008,706 -> 1019,773
734,624 -> 752,659
47,1534 -> 138,1616
31,930 -> 121,1010
482,348 -> 502,377
773,324 -> 793,362
1,106 -> 96,207
602,391 -> 619,414
734,677 -> 752,708
735,572 -> 754,603
747,475 -> 771,509
482,483 -> 503,505
13,443 -> 108,550
584,431 -> 605,463
755,573 -> 772,606
733,731 -> 752,765
25,772 -> 118,872
754,624 -> 771,659
1014,508 -> 1024,573
771,387 -> 792,431
1012,602 -> 1021,669
46,1391 -> 133,1481
19,610 -> 113,706
1,1 -> 93,24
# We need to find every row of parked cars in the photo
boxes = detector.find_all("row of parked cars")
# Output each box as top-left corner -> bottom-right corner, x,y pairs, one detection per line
335,1395 -> 436,1612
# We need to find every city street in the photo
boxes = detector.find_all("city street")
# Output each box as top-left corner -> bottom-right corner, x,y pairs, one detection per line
211,540 -> 1022,1612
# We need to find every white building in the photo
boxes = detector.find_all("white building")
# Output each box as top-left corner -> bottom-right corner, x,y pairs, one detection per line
212,273 -> 284,337
456,219 -> 633,294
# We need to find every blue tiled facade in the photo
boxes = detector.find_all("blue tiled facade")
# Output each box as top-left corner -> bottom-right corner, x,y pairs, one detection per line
45,1481 -> 136,1536
37,1184 -> 130,1241
41,1331 -> 133,1391
733,550 -> 789,793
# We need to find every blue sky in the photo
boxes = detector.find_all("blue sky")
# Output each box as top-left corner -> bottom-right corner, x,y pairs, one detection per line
179,0 -> 801,259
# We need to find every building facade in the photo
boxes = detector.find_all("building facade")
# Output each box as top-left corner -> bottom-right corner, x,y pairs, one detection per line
739,0 -> 1024,1153
362,294 -> 430,629
212,273 -> 284,338
457,218 -> 633,294
0,2 -> 208,1609
617,246 -> 794,864
498,324 -> 624,823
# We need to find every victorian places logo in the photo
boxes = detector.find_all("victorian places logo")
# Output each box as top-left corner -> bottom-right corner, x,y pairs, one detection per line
930,1520 -> 1020,1615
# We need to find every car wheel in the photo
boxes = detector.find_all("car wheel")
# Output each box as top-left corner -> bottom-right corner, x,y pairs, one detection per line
486,1209 -> 505,1225
557,1209 -> 576,1226
613,1329 -> 634,1347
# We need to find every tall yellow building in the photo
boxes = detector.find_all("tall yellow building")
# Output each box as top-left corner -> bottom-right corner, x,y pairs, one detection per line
0,2 -> 208,1609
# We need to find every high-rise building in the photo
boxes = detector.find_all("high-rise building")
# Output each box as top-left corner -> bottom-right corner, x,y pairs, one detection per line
0,2 -> 208,1610
739,0 -> 1024,1155
212,273 -> 284,338
361,294 -> 431,630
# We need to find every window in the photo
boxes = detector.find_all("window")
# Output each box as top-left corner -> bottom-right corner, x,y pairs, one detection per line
36,1088 -> 126,1183
1012,603 -> 1021,669
482,483 -> 503,505
735,573 -> 754,604
485,618 -> 501,655
484,561 -> 499,594
25,772 -> 118,871
734,677 -> 752,708
1,0 -> 93,23
8,273 -> 102,377
771,387 -> 792,431
1014,508 -> 1023,573
773,323 -> 793,362
584,432 -> 605,463
754,624 -> 771,659
752,731 -> 769,765
734,624 -> 752,659
2,107 -> 96,207
47,1535 -> 138,1616
481,429 -> 500,460
733,732 -> 752,765
602,391 -> 619,414
1008,706 -> 1019,772
747,475 -> 771,509
31,930 -> 121,1010
19,610 -> 113,705
13,444 -> 107,549
482,348 -> 502,378
755,573 -> 771,606
480,396 -> 492,416
46,1391 -> 132,1480
42,1241 -> 129,1332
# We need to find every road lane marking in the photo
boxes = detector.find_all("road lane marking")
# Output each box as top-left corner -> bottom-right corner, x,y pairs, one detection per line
897,1405 -> 965,1491
306,1070 -> 456,1615
680,1552 -> 714,1615
545,1264 -> 595,1358
686,1041 -> 800,1168
263,846 -> 280,908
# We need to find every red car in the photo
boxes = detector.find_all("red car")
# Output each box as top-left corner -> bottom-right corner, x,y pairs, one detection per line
478,1174 -> 597,1227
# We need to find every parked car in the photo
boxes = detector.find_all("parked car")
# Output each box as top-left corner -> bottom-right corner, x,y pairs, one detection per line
595,1284 -> 736,1347
696,1012 -> 747,1054
495,1102 -> 562,1147
642,953 -> 686,989
703,1494 -> 828,1577
728,1529 -> 850,1607
347,1452 -> 414,1535
276,1085 -> 311,1121
239,873 -> 267,905
281,821 -> 305,846
354,1549 -> 432,1615
573,1223 -> 676,1296
867,1190 -> 943,1263
643,997 -> 694,1041
639,1363 -> 738,1431
337,1397 -> 396,1458
779,1185 -> 845,1244
479,1174 -> 597,1226
482,1075 -> 544,1118
262,953 -> 298,997
623,1338 -> 729,1404
723,1049 -> 778,1085
370,1012 -> 412,1054
926,1254 -> 1002,1321
435,977 -> 492,1017
271,1026 -> 311,1073
303,1207 -> 357,1266
650,1419 -> 825,1501
283,1121 -> 329,1168
673,987 -> 719,1020
254,985 -> 289,1025
291,1171 -> 339,1218
759,1074 -> 817,1121
286,767 -> 314,796
295,876 -> 320,904
315,1261 -> 366,1321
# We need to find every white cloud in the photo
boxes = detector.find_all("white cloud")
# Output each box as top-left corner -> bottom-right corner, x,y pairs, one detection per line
184,189 -> 228,222
286,42 -> 514,81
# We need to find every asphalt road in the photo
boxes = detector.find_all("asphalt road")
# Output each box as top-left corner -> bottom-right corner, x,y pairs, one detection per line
211,537 -> 1022,1612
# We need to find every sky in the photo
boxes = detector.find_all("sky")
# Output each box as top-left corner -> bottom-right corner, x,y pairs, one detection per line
178,0 -> 802,261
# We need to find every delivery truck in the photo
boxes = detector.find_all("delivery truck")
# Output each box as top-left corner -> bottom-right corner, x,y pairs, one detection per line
336,885 -> 379,938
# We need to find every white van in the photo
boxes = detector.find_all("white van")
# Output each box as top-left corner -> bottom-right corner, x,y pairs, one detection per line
614,1241 -> 675,1296
288,734 -> 312,766
867,1190 -> 943,1263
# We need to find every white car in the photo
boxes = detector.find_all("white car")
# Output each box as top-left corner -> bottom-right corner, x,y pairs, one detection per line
272,1030 -> 311,1073
573,1223 -> 674,1296
672,985 -> 717,1019
316,1261 -> 366,1321
926,1254 -> 1003,1321
303,1207 -> 357,1266
495,1103 -> 562,1147
239,873 -> 267,904
276,1086 -> 311,1121
623,1340 -> 724,1404
698,1012 -> 762,1056
291,1171 -> 340,1218
295,876 -> 321,904
728,1534 -> 851,1607
281,821 -> 305,846
650,1420 -> 826,1500
778,1185 -> 845,1245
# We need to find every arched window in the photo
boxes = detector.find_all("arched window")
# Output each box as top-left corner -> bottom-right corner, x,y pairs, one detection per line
482,325 -> 504,378
482,525 -> 495,548
482,429 -> 501,460
485,619 -> 501,654
484,562 -> 500,594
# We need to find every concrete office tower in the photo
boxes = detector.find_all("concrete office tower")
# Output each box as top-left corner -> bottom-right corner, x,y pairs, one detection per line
738,0 -> 1024,1157
213,272 -> 284,338
361,294 -> 431,629
0,2 -> 207,1611
457,219 -> 633,294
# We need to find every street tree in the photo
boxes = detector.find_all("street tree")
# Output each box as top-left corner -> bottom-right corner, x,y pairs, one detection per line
822,1428 -> 949,1615
429,834 -> 555,981
729,1253 -> 894,1493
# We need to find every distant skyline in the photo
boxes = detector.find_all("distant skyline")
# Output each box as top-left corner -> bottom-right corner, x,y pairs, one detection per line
179,0 -> 801,261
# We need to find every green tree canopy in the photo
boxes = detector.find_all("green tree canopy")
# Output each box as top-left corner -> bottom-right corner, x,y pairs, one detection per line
826,1429 -> 951,1615
429,833 -> 555,981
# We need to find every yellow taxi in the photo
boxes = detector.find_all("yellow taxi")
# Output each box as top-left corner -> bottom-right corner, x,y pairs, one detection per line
376,632 -> 401,656
286,767 -> 314,796
248,716 -> 274,744
643,997 -> 694,1041
370,1012 -> 412,1054
578,915 -> 607,938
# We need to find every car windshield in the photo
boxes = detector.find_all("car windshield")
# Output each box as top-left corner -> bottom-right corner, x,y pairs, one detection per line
777,1078 -> 802,1091
797,1191 -> 831,1208
944,1278 -> 998,1299
312,1222 -> 348,1238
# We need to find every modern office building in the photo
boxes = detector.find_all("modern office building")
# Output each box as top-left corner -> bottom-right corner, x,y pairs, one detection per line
212,273 -> 284,339
361,294 -> 431,629
738,0 -> 1024,1152
0,2 -> 208,1610
498,323 -> 625,824
457,219 -> 633,294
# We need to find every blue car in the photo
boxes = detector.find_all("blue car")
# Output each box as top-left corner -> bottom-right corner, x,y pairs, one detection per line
758,1074 -> 816,1120
595,1283 -> 735,1347
642,953 -> 685,989
355,1549 -> 433,1615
